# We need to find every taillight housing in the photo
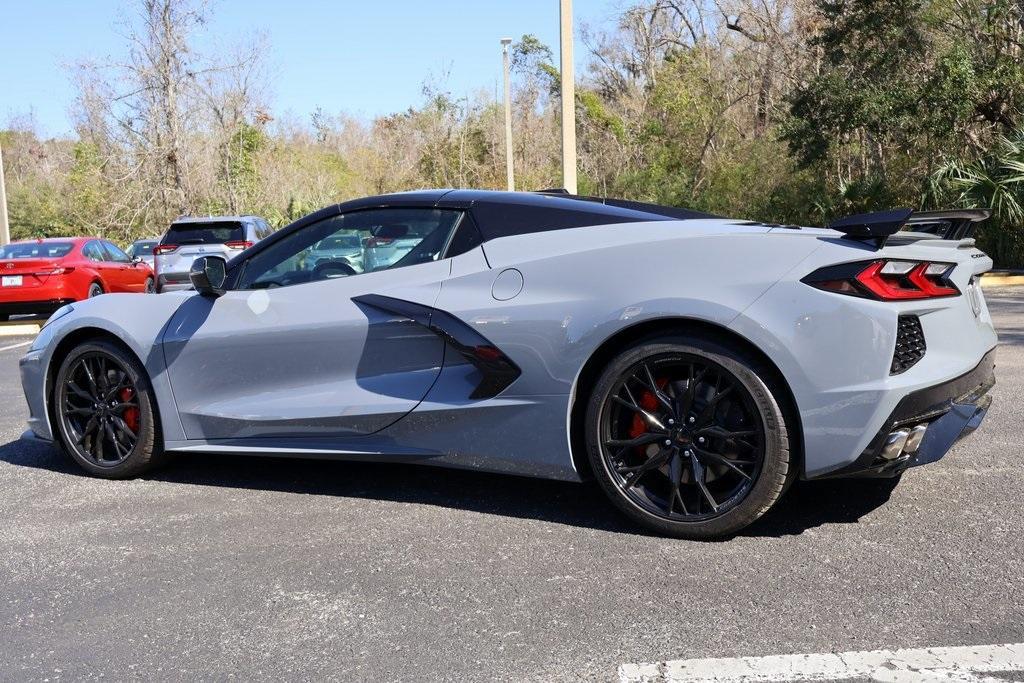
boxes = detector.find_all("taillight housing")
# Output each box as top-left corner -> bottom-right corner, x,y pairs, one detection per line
225,240 -> 253,250
34,266 -> 75,276
802,260 -> 960,300
153,244 -> 178,255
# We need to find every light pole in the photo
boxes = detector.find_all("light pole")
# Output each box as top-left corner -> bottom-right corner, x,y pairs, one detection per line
0,141 -> 9,246
501,37 -> 515,191
559,0 -> 577,194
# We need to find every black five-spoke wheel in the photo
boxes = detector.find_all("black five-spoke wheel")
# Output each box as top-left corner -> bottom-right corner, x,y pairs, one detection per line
586,335 -> 791,538
54,340 -> 164,478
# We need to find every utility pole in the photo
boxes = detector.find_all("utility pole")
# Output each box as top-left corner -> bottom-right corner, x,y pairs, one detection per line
0,141 -> 9,246
559,0 -> 578,194
501,37 -> 515,192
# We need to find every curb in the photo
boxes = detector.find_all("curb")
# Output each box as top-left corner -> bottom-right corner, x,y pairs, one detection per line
0,323 -> 41,337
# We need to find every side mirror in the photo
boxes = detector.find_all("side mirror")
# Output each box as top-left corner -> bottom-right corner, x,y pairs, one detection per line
132,255 -> 143,265
190,256 -> 227,298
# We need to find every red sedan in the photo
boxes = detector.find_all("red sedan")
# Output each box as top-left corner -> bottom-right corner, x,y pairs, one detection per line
0,237 -> 155,321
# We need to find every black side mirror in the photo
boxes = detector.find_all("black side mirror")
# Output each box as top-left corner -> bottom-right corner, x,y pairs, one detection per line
190,256 -> 227,297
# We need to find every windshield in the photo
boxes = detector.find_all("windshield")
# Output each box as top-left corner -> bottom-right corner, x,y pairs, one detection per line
163,221 -> 244,245
130,241 -> 157,256
0,242 -> 74,259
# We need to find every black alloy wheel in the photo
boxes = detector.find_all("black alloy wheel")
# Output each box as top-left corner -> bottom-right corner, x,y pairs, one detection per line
586,335 -> 791,538
54,340 -> 165,477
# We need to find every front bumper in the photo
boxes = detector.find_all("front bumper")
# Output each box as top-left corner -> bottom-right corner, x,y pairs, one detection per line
817,347 -> 995,478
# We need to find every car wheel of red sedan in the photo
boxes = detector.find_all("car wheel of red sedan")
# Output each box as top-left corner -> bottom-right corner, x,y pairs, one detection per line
144,277 -> 155,294
88,282 -> 104,298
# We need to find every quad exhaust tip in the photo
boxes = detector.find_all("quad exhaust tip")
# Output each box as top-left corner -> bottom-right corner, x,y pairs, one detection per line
881,424 -> 928,461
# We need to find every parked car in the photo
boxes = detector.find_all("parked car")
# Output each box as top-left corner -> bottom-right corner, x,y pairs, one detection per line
307,232 -> 364,274
126,238 -> 160,270
0,237 -> 153,320
18,191 -> 997,539
361,222 -> 433,272
154,215 -> 273,292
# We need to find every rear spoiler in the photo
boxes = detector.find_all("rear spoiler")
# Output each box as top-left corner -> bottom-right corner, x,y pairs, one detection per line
828,208 -> 990,247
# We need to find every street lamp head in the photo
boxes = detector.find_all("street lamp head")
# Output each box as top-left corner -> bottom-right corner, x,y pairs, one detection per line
500,38 -> 513,46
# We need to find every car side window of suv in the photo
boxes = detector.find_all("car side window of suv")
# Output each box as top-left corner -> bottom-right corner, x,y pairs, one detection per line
235,208 -> 464,291
102,241 -> 132,263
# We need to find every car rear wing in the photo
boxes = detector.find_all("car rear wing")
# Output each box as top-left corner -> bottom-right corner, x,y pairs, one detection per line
829,208 -> 990,247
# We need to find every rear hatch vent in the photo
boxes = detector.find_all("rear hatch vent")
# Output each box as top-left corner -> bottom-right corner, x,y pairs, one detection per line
891,315 -> 926,375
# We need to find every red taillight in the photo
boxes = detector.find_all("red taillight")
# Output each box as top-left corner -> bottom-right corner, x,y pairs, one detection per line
804,260 -> 959,300
34,266 -> 75,276
225,240 -> 253,250
154,244 -> 178,255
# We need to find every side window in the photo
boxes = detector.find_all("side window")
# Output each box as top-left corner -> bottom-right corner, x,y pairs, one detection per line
83,241 -> 106,262
102,241 -> 132,263
444,214 -> 483,258
236,208 -> 464,290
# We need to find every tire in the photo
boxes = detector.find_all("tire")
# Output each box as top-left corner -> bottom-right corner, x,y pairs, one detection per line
87,282 -> 104,298
52,339 -> 167,478
144,277 -> 155,294
584,333 -> 791,539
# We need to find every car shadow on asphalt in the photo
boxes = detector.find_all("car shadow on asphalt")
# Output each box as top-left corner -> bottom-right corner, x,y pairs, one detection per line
0,437 -> 900,539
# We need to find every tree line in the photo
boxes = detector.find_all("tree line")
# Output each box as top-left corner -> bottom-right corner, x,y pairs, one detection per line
3,0 -> 1022,265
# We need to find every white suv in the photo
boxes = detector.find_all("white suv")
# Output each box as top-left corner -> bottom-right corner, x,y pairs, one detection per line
154,216 -> 273,292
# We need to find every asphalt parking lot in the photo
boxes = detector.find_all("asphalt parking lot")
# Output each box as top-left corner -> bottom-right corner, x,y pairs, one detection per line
1,291 -> 1022,682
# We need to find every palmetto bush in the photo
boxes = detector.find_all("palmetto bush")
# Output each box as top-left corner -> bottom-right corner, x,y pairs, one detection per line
933,129 -> 1024,268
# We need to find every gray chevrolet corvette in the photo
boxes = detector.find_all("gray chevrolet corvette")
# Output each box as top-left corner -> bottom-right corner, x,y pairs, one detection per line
19,190 -> 997,538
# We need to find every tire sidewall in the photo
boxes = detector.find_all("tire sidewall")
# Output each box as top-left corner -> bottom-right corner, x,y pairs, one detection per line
88,282 -> 104,298
585,335 -> 790,539
53,340 -> 159,478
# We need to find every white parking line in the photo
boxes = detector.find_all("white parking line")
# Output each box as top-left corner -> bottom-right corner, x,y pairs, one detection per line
0,340 -> 32,353
619,643 -> 1024,682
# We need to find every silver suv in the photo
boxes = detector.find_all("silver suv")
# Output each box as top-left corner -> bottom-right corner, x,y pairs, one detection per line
155,216 -> 273,292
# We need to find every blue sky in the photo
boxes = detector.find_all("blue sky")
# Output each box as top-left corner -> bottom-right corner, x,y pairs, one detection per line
0,0 -> 622,137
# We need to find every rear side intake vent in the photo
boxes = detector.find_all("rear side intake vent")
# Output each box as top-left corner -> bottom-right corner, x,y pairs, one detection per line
891,315 -> 926,375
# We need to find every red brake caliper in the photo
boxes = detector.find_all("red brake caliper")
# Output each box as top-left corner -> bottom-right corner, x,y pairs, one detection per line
120,388 -> 139,433
628,378 -> 669,440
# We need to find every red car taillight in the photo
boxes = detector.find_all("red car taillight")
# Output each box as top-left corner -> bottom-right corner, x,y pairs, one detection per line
225,240 -> 253,250
34,266 -> 75,276
154,244 -> 178,255
803,260 -> 959,300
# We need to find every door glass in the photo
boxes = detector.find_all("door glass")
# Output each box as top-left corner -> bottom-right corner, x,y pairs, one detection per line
236,208 -> 464,290
102,242 -> 132,263
83,242 -> 106,262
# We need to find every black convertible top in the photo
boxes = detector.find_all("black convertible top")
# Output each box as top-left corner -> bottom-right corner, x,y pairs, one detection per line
330,189 -> 715,242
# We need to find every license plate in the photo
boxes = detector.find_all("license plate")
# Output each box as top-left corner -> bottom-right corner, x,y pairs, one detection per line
1,275 -> 22,287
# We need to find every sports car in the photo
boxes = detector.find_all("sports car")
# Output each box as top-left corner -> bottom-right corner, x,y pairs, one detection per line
18,191 -> 997,538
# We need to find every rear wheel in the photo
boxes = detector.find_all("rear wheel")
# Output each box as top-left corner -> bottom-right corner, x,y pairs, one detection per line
53,340 -> 166,478
87,282 -> 104,298
585,334 -> 791,539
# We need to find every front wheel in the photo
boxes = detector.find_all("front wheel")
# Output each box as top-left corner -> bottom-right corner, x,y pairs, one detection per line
585,334 -> 791,539
53,339 -> 166,478
144,277 -> 155,294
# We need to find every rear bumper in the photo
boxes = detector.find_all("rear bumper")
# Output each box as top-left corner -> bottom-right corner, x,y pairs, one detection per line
0,298 -> 75,317
814,347 -> 995,478
156,273 -> 193,292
